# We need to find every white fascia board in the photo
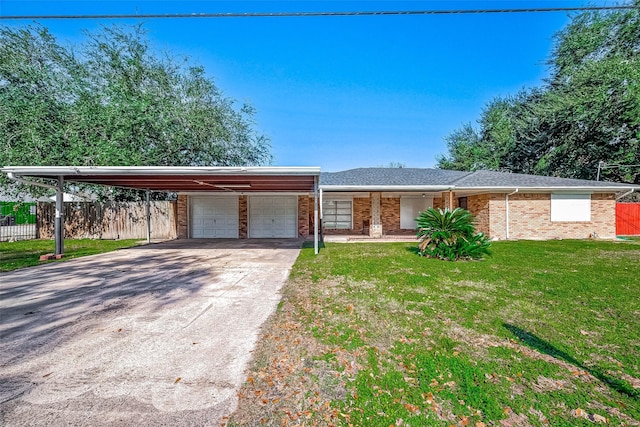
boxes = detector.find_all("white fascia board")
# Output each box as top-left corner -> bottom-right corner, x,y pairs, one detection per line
454,186 -> 638,192
1,166 -> 321,176
178,191 -> 311,196
320,185 -> 454,192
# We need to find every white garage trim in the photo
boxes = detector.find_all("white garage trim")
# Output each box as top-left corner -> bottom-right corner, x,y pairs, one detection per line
190,196 -> 239,238
249,196 -> 298,238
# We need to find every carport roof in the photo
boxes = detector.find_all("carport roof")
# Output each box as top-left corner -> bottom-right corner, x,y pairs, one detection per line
2,166 -> 321,192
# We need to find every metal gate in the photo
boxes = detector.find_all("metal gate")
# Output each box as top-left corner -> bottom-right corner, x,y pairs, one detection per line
0,202 -> 37,241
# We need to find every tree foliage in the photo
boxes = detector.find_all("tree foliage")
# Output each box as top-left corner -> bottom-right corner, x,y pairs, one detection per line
416,208 -> 490,261
0,24 -> 271,198
437,2 -> 640,185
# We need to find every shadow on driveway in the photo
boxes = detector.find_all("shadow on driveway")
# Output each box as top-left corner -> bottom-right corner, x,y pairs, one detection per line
0,239 -> 302,426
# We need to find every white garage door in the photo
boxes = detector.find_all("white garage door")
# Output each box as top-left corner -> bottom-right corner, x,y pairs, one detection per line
191,196 -> 239,238
249,196 -> 297,238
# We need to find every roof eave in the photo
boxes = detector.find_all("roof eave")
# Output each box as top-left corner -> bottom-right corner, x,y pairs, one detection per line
320,185 -> 455,191
454,186 -> 638,192
1,166 -> 321,177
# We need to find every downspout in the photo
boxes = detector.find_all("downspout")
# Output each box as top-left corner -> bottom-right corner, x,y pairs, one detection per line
616,189 -> 635,200
505,188 -> 519,240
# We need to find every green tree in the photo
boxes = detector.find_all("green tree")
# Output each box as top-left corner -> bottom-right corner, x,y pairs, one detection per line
437,2 -> 640,184
0,24 -> 272,198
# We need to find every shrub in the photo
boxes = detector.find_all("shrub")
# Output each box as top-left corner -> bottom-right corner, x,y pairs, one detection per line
416,207 -> 490,261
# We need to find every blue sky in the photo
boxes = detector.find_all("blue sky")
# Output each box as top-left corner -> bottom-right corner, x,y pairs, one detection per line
0,1 -> 613,171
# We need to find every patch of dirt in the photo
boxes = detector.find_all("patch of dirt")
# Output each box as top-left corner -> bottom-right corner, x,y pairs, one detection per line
590,401 -> 640,427
597,249 -> 640,261
620,373 -> 640,389
532,376 -> 569,393
226,278 -> 349,426
500,408 -> 534,427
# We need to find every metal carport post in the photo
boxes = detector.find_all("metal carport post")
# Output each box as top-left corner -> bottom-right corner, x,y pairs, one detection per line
54,176 -> 64,256
314,175 -> 319,255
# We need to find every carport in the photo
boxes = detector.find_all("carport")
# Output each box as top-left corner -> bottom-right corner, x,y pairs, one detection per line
2,166 -> 321,254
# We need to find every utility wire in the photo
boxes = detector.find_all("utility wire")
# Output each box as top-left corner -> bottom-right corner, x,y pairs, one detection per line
0,6 -> 638,20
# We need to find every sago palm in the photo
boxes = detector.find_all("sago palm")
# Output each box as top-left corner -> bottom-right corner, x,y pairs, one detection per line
416,207 -> 490,261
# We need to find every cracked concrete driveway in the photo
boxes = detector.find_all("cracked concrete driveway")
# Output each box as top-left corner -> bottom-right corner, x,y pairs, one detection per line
0,239 -> 302,426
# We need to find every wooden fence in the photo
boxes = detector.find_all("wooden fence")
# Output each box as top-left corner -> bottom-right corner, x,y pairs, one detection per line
37,201 -> 177,240
616,203 -> 640,236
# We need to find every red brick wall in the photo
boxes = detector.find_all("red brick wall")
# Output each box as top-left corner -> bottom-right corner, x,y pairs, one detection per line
239,196 -> 248,238
488,192 -> 616,240
433,197 -> 443,210
298,196 -> 309,237
467,194 -> 490,236
381,197 -> 401,234
177,195 -> 188,239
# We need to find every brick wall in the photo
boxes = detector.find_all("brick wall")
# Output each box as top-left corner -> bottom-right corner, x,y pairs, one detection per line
177,195 -> 188,239
298,195 -> 309,237
381,197 -> 401,234
467,194 -> 490,236
322,196 -> 371,235
433,197 -> 443,209
488,192 -> 616,240
239,196 -> 248,238
489,194 -> 507,240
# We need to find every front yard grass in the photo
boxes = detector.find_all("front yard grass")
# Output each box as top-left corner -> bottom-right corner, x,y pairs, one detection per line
0,238 -> 144,272
229,239 -> 640,426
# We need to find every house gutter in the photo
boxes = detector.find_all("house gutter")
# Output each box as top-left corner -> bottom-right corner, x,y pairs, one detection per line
505,188 -> 519,240
320,185 -> 453,192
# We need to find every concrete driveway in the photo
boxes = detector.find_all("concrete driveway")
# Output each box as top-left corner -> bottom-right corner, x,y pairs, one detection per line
0,239 -> 302,426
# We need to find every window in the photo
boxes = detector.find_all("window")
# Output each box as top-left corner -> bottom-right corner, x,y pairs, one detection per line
323,199 -> 352,229
550,194 -> 591,222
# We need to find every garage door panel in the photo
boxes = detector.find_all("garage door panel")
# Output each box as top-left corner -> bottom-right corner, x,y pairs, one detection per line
249,196 -> 297,238
191,196 -> 239,238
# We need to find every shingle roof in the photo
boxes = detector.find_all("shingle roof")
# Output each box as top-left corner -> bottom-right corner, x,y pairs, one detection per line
320,168 -> 636,190
452,170 -> 633,189
320,168 -> 472,186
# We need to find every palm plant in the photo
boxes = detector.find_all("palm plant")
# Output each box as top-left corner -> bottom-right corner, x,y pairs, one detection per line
416,207 -> 490,261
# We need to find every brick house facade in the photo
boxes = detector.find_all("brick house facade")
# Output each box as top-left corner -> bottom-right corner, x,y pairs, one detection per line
319,168 -> 629,241
152,168 -> 631,241
319,191 -> 617,240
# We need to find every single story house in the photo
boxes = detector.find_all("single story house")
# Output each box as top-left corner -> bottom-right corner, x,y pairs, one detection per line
2,166 -> 638,251
319,168 -> 637,240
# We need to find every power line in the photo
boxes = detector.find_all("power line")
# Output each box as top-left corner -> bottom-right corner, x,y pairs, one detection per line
0,6 -> 638,21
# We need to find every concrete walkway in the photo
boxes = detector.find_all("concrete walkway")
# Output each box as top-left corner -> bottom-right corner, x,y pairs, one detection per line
0,239 -> 302,426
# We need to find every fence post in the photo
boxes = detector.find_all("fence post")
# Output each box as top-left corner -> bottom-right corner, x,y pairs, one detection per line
146,190 -> 151,243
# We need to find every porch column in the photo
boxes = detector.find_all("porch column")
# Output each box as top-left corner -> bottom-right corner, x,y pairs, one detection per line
54,176 -> 64,256
370,192 -> 382,238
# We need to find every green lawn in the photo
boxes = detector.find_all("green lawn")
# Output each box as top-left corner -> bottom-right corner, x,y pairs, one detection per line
0,238 -> 145,272
230,240 -> 640,426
